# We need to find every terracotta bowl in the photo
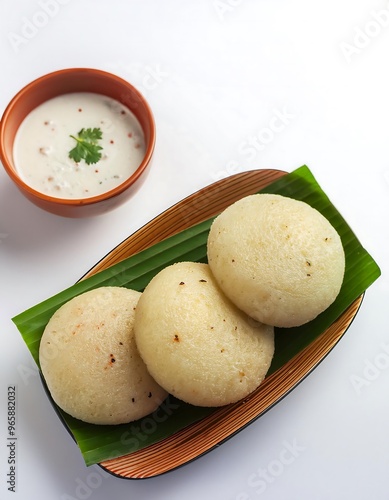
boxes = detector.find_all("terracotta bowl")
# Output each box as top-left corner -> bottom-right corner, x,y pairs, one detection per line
0,68 -> 156,217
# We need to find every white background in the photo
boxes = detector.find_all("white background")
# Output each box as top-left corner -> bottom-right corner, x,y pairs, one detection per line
0,1 -> 388,499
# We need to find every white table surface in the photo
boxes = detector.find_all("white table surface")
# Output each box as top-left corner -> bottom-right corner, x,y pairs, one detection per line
1,1 -> 388,499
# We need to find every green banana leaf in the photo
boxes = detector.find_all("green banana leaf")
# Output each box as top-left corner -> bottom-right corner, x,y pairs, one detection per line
12,166 -> 381,466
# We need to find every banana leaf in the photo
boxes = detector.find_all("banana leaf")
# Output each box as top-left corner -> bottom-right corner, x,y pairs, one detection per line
12,166 -> 381,467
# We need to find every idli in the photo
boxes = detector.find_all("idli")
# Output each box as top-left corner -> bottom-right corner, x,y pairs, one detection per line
207,194 -> 345,328
39,286 -> 168,425
134,262 -> 274,407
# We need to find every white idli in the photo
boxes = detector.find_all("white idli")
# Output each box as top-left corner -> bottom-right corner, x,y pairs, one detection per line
207,193 -> 345,328
39,286 -> 167,425
134,262 -> 274,407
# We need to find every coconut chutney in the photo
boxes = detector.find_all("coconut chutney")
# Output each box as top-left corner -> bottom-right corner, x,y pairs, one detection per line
13,92 -> 145,199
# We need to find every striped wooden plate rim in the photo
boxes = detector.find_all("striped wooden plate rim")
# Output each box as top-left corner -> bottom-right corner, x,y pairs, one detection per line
80,169 -> 363,478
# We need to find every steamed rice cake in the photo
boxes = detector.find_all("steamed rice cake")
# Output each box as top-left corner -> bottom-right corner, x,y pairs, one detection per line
134,262 -> 274,407
39,286 -> 167,425
207,194 -> 345,328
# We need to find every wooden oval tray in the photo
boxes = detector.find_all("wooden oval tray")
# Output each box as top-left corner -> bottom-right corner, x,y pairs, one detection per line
79,169 -> 363,479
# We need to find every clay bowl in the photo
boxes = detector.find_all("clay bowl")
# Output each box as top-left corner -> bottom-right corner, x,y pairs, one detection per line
0,68 -> 155,217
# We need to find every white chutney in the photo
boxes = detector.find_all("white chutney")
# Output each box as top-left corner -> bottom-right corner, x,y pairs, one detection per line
13,92 -> 146,199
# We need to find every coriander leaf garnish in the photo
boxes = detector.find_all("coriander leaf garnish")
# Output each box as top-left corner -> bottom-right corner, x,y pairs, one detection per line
69,127 -> 103,165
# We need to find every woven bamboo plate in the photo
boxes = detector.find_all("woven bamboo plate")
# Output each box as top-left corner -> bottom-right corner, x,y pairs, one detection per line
77,169 -> 363,479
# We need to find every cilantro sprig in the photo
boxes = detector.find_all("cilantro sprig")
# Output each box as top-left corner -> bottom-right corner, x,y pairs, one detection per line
69,128 -> 103,165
